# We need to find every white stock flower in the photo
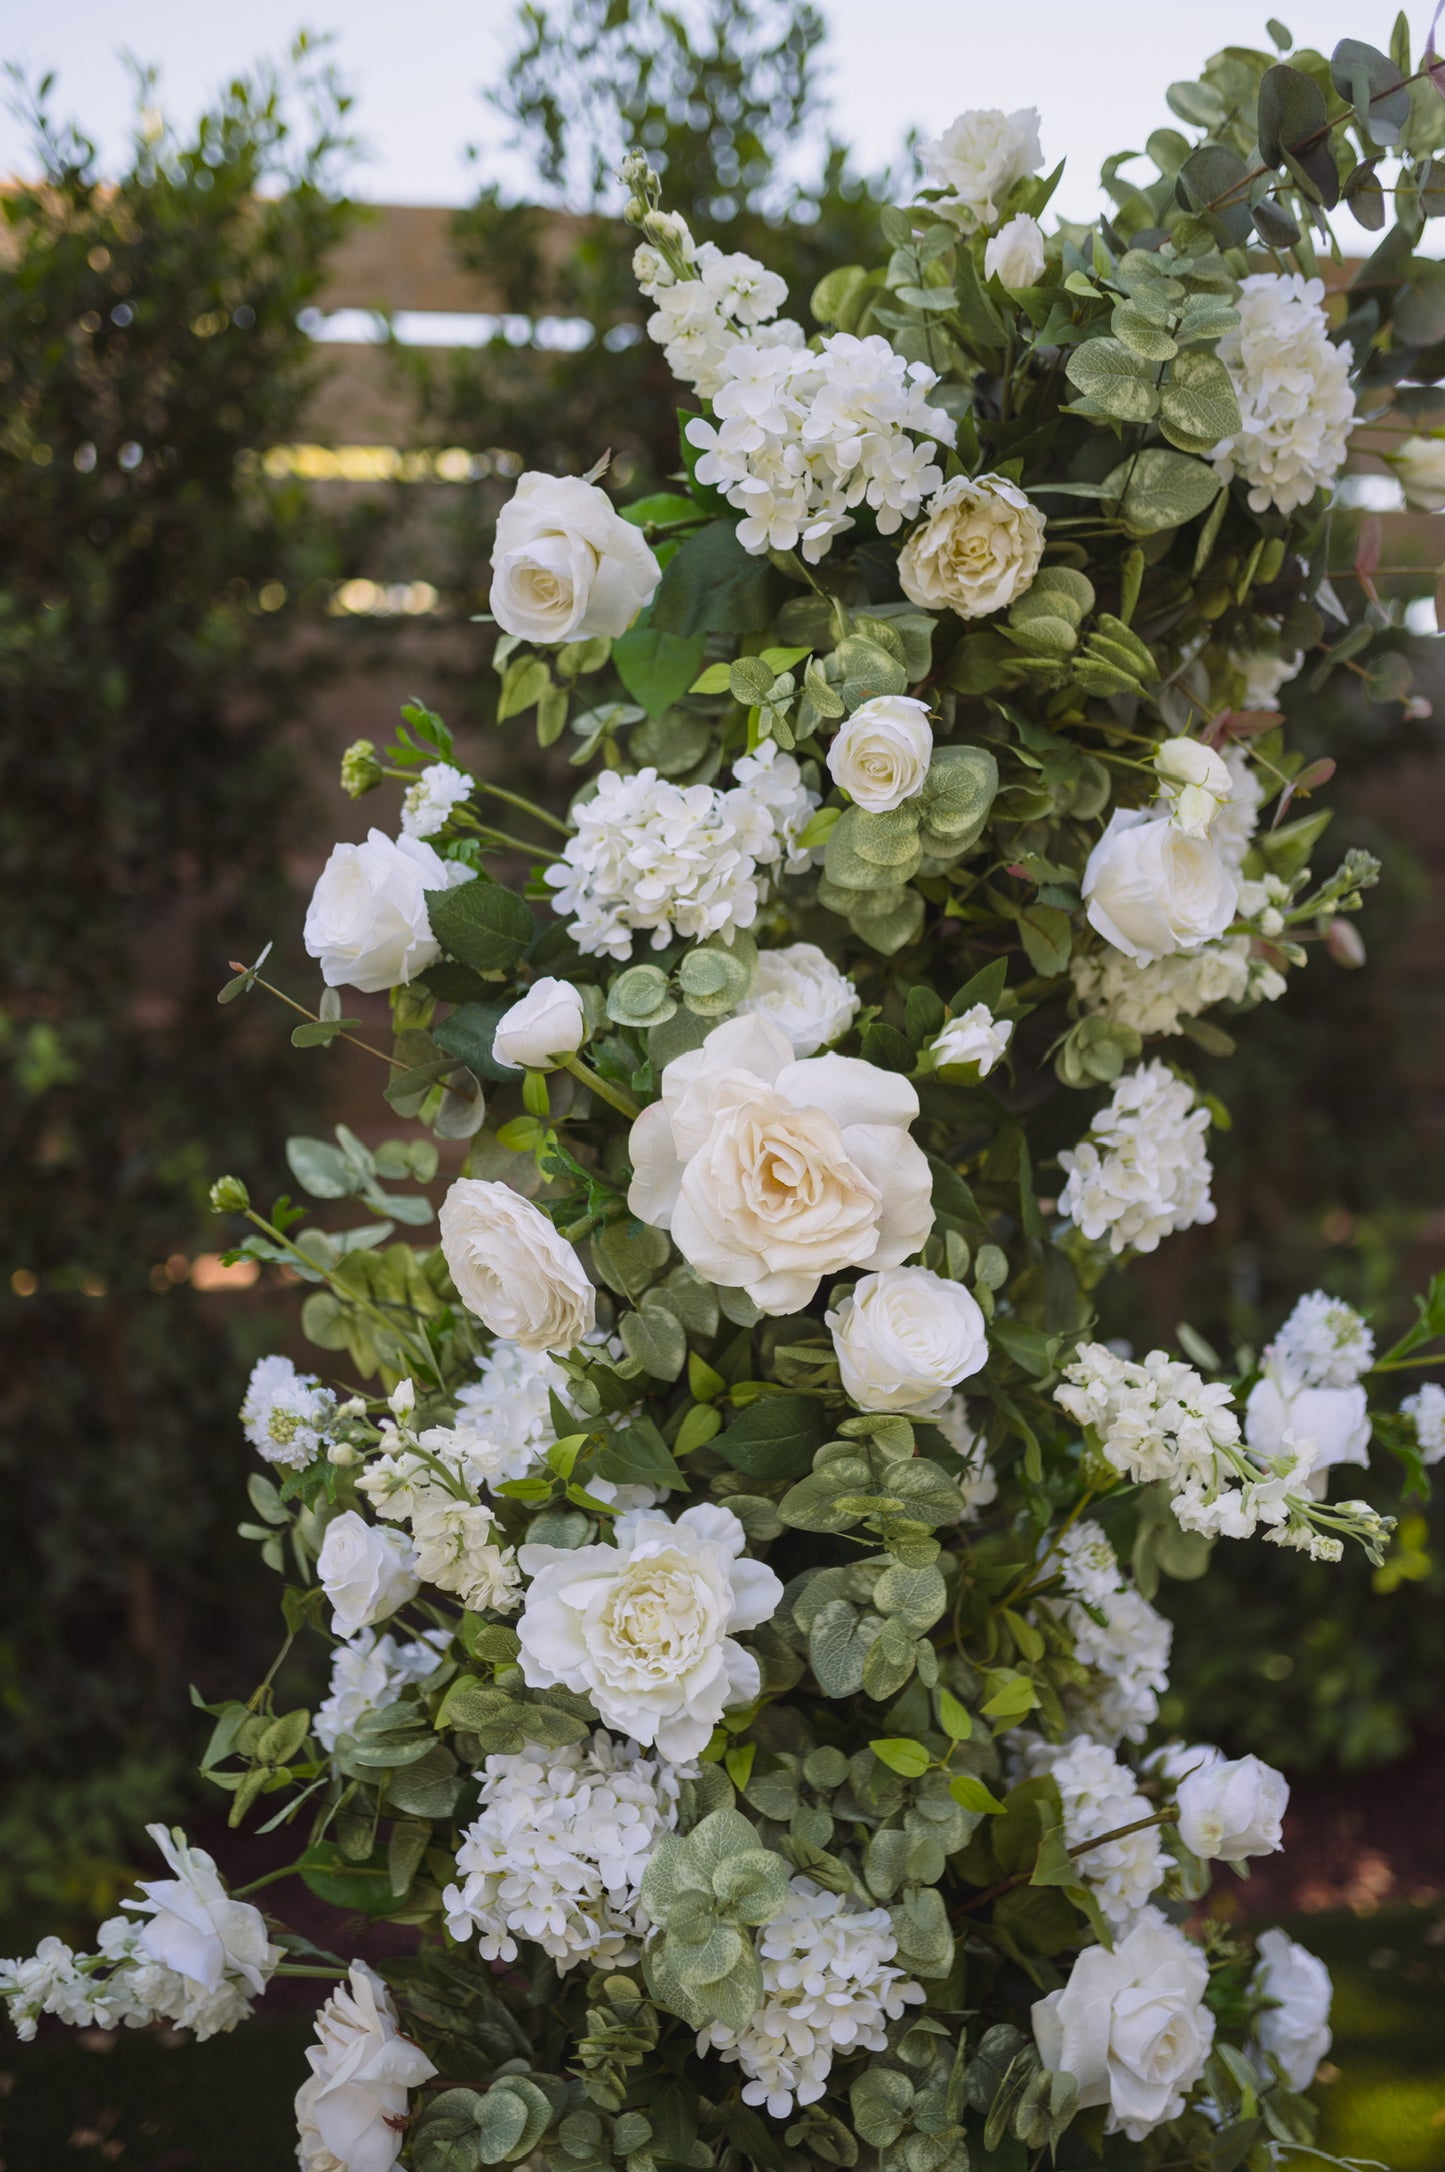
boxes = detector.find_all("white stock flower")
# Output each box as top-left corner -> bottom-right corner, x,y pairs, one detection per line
1055,1521 -> 1172,1746
409,1499 -> 522,1613
1176,1752 -> 1288,1861
444,1731 -> 688,1966
491,976 -> 587,1070
1252,1929 -> 1333,2092
930,1002 -> 1013,1076
516,1502 -> 782,1760
1229,646 -> 1303,716
635,227 -> 801,402
700,1878 -> 925,2118
489,471 -> 660,642
826,695 -> 933,812
1083,809 -> 1238,965
125,1825 -> 280,2002
1018,1737 -> 1168,1929
1154,738 -> 1234,839
240,1354 -> 337,1470
314,1628 -> 449,1752
304,829 -> 469,994
1213,745 -> 1267,871
919,107 -> 1043,230
1269,1289 -> 1375,1389
295,1961 -> 436,2172
1057,1062 -> 1215,1255
1402,1380 -> 1445,1464
985,212 -> 1047,288
826,1265 -> 988,1415
1032,1909 -> 1215,2139
1214,274 -> 1356,516
439,1178 -> 596,1352
898,471 -> 1046,620
399,761 -> 472,840
626,1014 -> 935,1313
739,942 -> 859,1056
448,1339 -> 574,1487
1390,433 -> 1445,512
1070,937 -> 1280,1040
317,1511 -> 420,1638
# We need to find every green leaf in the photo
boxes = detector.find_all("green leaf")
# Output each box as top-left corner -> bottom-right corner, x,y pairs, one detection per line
650,520 -> 782,637
1103,448 -> 1222,536
949,1773 -> 1006,1814
597,1416 -> 688,1492
869,1736 -> 932,1779
497,656 -> 551,722
716,1394 -> 831,1480
938,1688 -> 973,1740
298,1842 -> 400,1914
613,626 -> 708,720
1330,37 -> 1410,148
1160,349 -> 1242,450
618,1302 -> 688,1382
621,491 -> 700,530
426,879 -> 535,972
1064,338 -> 1160,422
1018,903 -> 1072,977
432,1001 -> 516,1082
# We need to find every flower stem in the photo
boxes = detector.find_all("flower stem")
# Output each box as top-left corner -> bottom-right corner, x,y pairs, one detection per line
233,1859 -> 308,1899
559,1052 -> 641,1120
250,976 -> 403,1069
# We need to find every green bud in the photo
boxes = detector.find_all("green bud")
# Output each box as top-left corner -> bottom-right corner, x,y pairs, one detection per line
209,1175 -> 250,1214
340,738 -> 382,797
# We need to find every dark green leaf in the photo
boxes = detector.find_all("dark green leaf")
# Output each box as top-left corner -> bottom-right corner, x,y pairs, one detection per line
716,1395 -> 831,1480
613,626 -> 709,720
426,879 -> 535,972
433,1000 -> 518,1082
596,1416 -> 689,1492
649,520 -> 783,637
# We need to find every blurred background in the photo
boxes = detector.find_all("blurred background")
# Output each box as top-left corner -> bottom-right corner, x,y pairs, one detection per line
2,0 -> 1444,2163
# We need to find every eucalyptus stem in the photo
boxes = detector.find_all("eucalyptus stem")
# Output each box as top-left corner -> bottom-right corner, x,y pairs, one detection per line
243,1208 -> 441,1385
249,975 -> 402,1069
559,1052 -> 642,1120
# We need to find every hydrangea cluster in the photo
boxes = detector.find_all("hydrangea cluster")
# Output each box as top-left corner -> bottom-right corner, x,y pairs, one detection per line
444,1732 -> 687,1967
1054,1520 -> 1173,1745
1056,1061 -> 1215,1253
1402,1379 -> 1445,1464
633,221 -> 800,401
700,1878 -> 926,2117
1071,935 -> 1283,1040
1213,274 -> 1356,516
314,1626 -> 449,1751
1269,1289 -> 1375,1389
240,1354 -> 338,1470
400,760 -> 472,839
1017,1736 -> 1168,1929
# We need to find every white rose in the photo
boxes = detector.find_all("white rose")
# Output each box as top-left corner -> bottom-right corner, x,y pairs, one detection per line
489,471 -> 661,643
317,1512 -> 420,1639
920,106 -> 1043,230
1245,1369 -> 1371,1489
517,1502 -> 783,1760
295,1960 -> 436,2172
303,829 -> 469,994
492,976 -> 587,1070
626,1014 -> 935,1314
1252,1929 -> 1332,2092
1032,1909 -> 1215,2140
439,1178 -> 597,1352
1083,808 -> 1238,965
984,212 -> 1046,288
739,942 -> 860,1056
1176,1752 -> 1288,1860
826,695 -> 933,813
898,472 -> 1046,620
1389,434 -> 1445,512
826,1266 -> 988,1415
128,1825 -> 280,1998
930,1003 -> 1013,1078
1154,738 -> 1234,839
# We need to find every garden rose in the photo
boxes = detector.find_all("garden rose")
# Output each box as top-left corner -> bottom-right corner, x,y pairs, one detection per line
929,1003 -> 1012,1077
295,1961 -> 437,2172
1391,433 -> 1445,511
1082,809 -> 1238,964
1251,1929 -> 1332,2092
317,1512 -> 420,1639
128,1826 -> 280,1998
492,976 -> 587,1070
517,1503 -> 783,1759
1154,738 -> 1233,839
1032,1909 -> 1215,2140
826,696 -> 933,812
984,212 -> 1046,288
826,1265 -> 988,1414
303,830 -> 469,994
1245,1369 -> 1371,1489
489,472 -> 660,642
626,1014 -> 934,1314
898,473 -> 1046,620
739,942 -> 860,1056
919,107 -> 1043,230
439,1178 -> 597,1352
1176,1752 -> 1288,1860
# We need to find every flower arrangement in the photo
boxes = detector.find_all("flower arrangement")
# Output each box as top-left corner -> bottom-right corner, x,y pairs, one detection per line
9,22 -> 1445,2172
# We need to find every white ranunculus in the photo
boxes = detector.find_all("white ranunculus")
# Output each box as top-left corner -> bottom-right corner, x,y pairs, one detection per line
489,471 -> 660,642
303,830 -> 469,995
1391,434 -> 1445,512
1032,1909 -> 1215,2140
626,1014 -> 934,1314
295,1960 -> 436,2172
919,107 -> 1043,230
826,696 -> 933,813
1252,1928 -> 1333,2092
1245,1370 -> 1371,1489
930,1003 -> 1013,1078
898,472 -> 1046,620
826,1266 -> 988,1415
439,1178 -> 597,1352
517,1502 -> 783,1760
317,1512 -> 420,1639
492,976 -> 587,1071
739,942 -> 860,1056
127,1826 -> 281,2000
1176,1752 -> 1288,1861
1154,738 -> 1234,839
984,212 -> 1046,288
1082,808 -> 1238,965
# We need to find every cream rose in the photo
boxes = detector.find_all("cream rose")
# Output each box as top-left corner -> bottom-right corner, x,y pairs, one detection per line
1154,738 -> 1234,839
739,942 -> 860,1056
489,472 -> 661,642
626,1014 -> 934,1314
1032,1909 -> 1215,2140
1252,1929 -> 1332,2092
1389,434 -> 1445,511
826,1265 -> 988,1415
826,696 -> 933,813
303,829 -> 469,994
317,1512 -> 420,1639
898,473 -> 1046,620
516,1503 -> 783,1760
984,212 -> 1047,288
930,1003 -> 1012,1078
492,976 -> 587,1071
439,1178 -> 597,1352
919,107 -> 1043,230
1176,1752 -> 1288,1861
295,1961 -> 437,2172
1082,808 -> 1238,964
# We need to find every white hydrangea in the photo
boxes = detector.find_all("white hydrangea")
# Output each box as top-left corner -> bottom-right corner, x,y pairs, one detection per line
684,333 -> 954,564
739,942 -> 859,1056
1269,1289 -> 1374,1389
400,761 -> 472,840
634,220 -> 802,402
1402,1380 -> 1445,1465
1070,935 -> 1284,1040
1054,1520 -> 1173,1746
700,1878 -> 925,2117
731,741 -> 821,875
240,1354 -> 337,1470
314,1627 -> 450,1752
444,1732 -> 688,1967
1214,274 -> 1356,516
1017,1735 -> 1168,1929
1057,1061 -> 1215,1254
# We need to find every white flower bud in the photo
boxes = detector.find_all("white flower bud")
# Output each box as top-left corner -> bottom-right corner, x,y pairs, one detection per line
1176,1751 -> 1288,1860
984,212 -> 1046,288
491,977 -> 587,1071
1154,737 -> 1233,838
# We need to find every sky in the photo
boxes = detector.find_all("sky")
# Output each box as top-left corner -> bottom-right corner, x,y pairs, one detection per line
0,0 -> 1425,237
